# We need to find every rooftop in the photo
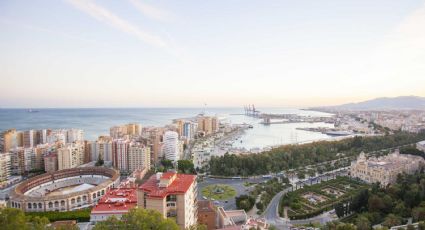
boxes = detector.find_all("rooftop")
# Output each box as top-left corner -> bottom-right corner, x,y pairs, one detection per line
91,187 -> 137,214
198,200 -> 215,213
139,172 -> 196,198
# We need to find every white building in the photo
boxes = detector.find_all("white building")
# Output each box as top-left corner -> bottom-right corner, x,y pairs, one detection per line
47,129 -> 67,144
112,139 -> 130,172
0,153 -> 11,188
23,148 -> 36,172
57,143 -> 85,170
417,140 -> 425,152
350,151 -> 425,187
91,138 -> 113,162
67,129 -> 84,143
162,131 -> 180,162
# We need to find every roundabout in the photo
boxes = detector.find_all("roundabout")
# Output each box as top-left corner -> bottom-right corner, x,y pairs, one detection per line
201,184 -> 237,201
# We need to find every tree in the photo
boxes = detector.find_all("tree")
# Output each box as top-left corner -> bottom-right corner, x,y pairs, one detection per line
95,155 -> 104,166
0,208 -> 50,230
161,159 -> 174,170
383,214 -> 402,228
177,160 -> 195,174
187,224 -> 207,230
235,195 -> 255,211
93,208 -> 179,230
335,203 -> 345,218
413,206 -> 425,222
0,208 -> 28,230
368,195 -> 385,212
29,216 -> 50,230
355,215 -> 371,230
394,201 -> 409,218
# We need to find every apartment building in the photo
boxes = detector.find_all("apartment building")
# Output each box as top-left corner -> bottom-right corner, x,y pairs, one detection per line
0,129 -> 19,152
0,153 -> 11,188
128,142 -> 150,173
110,123 -> 142,139
138,172 -> 197,229
57,142 -> 85,170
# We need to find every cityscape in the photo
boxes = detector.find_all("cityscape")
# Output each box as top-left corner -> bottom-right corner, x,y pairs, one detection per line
1,1 -> 425,230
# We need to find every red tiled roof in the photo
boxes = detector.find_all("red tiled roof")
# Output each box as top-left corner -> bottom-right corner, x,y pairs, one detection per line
91,187 -> 137,214
139,173 -> 196,198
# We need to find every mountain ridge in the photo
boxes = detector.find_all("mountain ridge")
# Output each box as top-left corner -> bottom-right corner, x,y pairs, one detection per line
313,96 -> 425,110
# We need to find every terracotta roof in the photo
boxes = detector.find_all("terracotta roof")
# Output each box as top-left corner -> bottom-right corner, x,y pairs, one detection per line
198,200 -> 215,213
91,187 -> 137,214
139,173 -> 196,198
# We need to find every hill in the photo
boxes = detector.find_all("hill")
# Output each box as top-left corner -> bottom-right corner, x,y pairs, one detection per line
313,96 -> 425,111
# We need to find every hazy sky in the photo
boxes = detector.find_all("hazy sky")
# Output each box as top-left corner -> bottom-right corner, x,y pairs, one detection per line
1,0 -> 425,108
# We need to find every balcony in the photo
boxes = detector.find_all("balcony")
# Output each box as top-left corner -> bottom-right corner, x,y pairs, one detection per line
166,201 -> 177,209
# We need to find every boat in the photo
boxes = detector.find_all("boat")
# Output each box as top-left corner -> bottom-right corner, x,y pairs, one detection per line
326,131 -> 351,136
27,109 -> 39,113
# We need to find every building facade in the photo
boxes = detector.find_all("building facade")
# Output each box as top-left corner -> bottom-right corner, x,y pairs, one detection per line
350,151 -> 425,186
128,142 -> 151,173
138,172 -> 197,229
57,143 -> 85,170
0,153 -> 11,188
417,140 -> 425,152
0,129 -> 19,153
163,131 -> 179,162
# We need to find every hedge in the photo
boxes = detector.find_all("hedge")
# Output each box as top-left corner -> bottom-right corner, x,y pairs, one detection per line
26,208 -> 91,222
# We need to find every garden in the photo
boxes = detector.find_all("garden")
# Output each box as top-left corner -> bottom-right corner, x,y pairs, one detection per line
201,184 -> 237,201
279,176 -> 369,220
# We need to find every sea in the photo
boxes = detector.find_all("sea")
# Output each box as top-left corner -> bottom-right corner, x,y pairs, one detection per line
0,108 -> 335,150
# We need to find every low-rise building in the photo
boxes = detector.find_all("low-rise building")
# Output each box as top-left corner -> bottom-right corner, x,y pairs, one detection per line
417,140 -> 425,152
217,207 -> 247,228
198,200 -> 216,230
90,187 -> 137,222
350,151 -> 425,186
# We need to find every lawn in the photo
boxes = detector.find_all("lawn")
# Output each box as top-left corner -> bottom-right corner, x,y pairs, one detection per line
201,184 -> 237,200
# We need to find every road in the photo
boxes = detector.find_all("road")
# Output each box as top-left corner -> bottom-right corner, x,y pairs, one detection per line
197,177 -> 267,210
260,169 -> 347,229
261,189 -> 291,229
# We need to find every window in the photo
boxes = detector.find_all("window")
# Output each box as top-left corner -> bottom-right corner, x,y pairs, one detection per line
167,211 -> 177,217
166,195 -> 177,202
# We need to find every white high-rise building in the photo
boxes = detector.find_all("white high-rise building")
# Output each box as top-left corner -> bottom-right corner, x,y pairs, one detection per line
163,131 -> 179,162
91,138 -> 113,162
0,153 -> 11,188
47,129 -> 67,144
23,148 -> 36,172
57,143 -> 84,170
67,129 -> 84,143
112,139 -> 130,172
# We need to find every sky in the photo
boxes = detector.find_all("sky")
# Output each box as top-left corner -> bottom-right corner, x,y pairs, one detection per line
1,0 -> 425,108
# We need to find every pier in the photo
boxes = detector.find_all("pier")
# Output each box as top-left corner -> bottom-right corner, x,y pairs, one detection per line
243,105 -> 336,125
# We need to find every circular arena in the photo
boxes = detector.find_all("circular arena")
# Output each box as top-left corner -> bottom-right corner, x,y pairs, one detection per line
9,167 -> 120,212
